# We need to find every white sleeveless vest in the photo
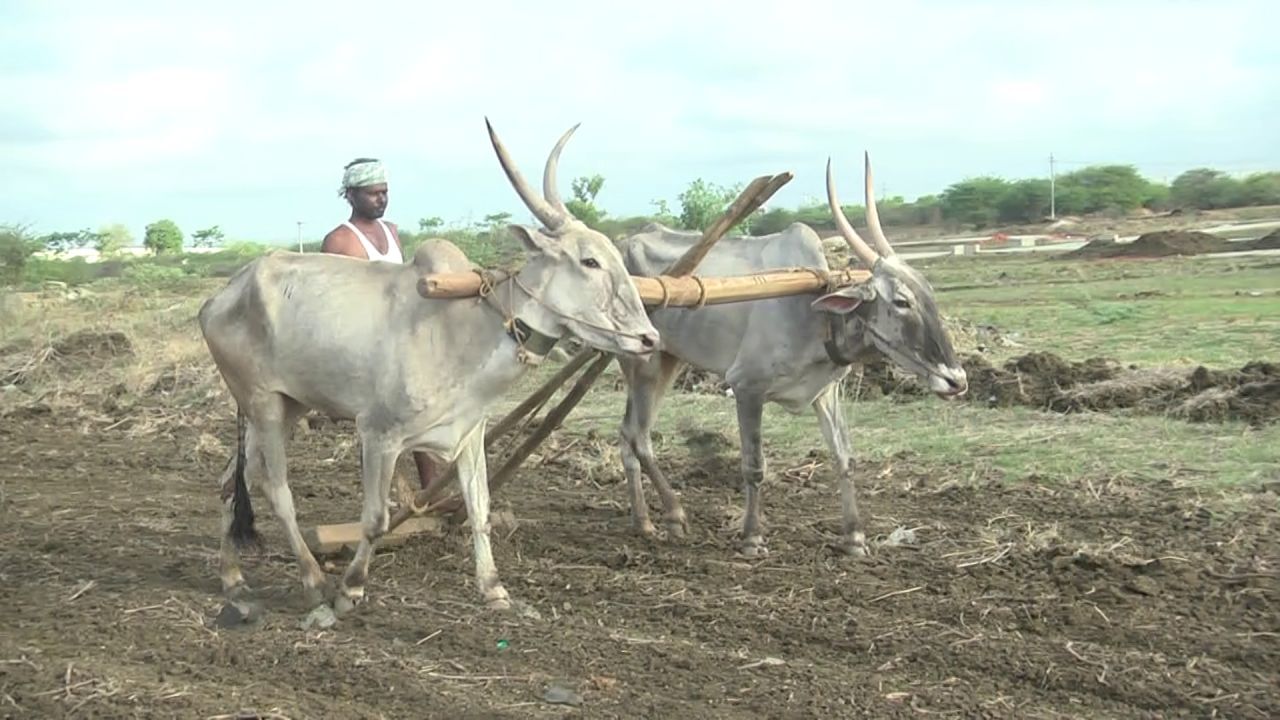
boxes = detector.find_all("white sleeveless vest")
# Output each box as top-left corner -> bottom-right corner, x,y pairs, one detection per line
341,219 -> 403,263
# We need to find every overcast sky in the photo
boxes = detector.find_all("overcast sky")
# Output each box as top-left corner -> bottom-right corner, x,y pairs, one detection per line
2,0 -> 1277,245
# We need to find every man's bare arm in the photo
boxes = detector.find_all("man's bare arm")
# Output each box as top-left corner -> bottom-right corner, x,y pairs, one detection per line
321,227 -> 366,258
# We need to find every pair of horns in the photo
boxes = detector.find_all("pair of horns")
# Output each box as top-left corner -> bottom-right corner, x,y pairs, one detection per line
486,117 -> 895,267
485,117 -> 579,231
827,153 -> 896,268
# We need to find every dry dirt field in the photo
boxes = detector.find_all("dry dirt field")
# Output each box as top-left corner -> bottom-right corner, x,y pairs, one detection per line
1,245 -> 1277,718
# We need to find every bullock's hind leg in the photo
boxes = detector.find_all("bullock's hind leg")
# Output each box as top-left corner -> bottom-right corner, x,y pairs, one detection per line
813,383 -> 867,556
217,451 -> 253,600
734,389 -> 769,557
618,352 -> 688,539
338,435 -> 399,608
251,396 -> 328,608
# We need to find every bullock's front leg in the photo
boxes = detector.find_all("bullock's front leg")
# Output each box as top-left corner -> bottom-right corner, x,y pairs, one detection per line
813,383 -> 867,556
339,438 -> 399,610
453,423 -> 510,610
618,353 -> 689,539
735,390 -> 768,557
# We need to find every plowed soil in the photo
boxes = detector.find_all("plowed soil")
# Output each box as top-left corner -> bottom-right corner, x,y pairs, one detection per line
1,397 -> 1276,718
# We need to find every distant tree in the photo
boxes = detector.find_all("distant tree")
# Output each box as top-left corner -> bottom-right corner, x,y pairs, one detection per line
481,212 -> 512,229
678,178 -> 751,232
940,176 -> 1009,227
996,179 -> 1052,223
649,198 -> 678,226
418,216 -> 444,233
0,223 -> 40,285
38,228 -> 103,254
97,223 -> 132,257
566,174 -> 606,228
40,231 -> 85,254
143,219 -> 184,255
191,225 -> 225,249
1055,165 -> 1153,214
1239,172 -> 1280,206
1170,168 -> 1243,210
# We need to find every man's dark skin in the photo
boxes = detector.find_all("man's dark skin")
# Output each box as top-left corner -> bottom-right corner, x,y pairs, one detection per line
321,168 -> 448,501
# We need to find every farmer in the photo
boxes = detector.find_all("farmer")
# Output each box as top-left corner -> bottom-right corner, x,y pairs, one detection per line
321,157 -> 449,505
321,157 -> 404,262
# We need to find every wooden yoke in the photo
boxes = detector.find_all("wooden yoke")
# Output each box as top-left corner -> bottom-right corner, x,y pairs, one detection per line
422,267 -> 871,307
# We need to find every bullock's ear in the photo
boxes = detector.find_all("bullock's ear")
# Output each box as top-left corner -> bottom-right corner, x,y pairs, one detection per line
811,282 -> 876,315
507,224 -> 560,255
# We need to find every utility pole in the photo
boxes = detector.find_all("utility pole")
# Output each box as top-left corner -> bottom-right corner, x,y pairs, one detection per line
1049,153 -> 1057,220
296,221 -> 304,252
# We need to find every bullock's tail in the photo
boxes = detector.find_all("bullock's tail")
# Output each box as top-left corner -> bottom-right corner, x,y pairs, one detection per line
227,405 -> 262,549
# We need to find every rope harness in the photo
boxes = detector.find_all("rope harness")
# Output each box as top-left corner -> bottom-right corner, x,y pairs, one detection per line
472,266 -> 650,366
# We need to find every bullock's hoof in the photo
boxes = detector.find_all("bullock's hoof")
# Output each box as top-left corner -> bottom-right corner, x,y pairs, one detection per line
837,541 -> 869,557
333,592 -> 361,617
301,584 -> 328,610
484,585 -> 512,612
633,519 -> 659,539
738,536 -> 769,558
663,511 -> 689,540
223,580 -> 252,602
836,532 -> 869,557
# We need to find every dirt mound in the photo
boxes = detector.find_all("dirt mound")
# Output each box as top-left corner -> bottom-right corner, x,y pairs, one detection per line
1240,227 -> 1280,251
1175,362 -> 1280,425
51,329 -> 133,364
1,330 -> 135,386
1065,230 -> 1232,259
849,350 -> 1280,426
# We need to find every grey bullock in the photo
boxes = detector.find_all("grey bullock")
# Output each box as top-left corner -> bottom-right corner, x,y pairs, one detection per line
198,119 -> 659,614
614,154 -> 967,557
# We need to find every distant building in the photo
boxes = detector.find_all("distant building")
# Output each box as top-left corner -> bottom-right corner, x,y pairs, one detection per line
33,246 -> 223,262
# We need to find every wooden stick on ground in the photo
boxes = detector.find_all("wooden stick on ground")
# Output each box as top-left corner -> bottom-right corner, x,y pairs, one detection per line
380,170 -> 794,536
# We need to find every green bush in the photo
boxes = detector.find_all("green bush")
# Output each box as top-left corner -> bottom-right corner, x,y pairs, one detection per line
0,224 -> 40,286
123,262 -> 189,287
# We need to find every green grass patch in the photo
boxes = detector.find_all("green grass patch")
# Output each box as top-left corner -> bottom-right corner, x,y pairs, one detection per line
498,362 -> 1278,494
922,254 -> 1280,366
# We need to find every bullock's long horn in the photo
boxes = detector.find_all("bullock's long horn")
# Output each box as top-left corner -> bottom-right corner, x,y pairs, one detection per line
543,122 -> 581,220
827,157 -> 881,269
484,117 -> 565,230
863,151 -> 895,257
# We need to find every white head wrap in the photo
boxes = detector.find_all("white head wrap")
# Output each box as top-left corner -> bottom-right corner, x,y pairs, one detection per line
339,158 -> 387,195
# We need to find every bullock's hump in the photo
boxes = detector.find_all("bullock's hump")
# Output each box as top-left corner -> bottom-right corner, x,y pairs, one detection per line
619,221 -> 829,276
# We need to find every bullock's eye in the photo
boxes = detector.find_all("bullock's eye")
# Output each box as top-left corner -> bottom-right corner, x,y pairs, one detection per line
581,258 -> 601,269
893,298 -> 912,309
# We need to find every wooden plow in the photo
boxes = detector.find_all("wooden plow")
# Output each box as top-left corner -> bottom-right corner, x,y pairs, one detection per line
301,170 -> 869,555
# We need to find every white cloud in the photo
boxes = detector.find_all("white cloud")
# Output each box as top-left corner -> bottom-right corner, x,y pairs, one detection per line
0,0 -> 1276,242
